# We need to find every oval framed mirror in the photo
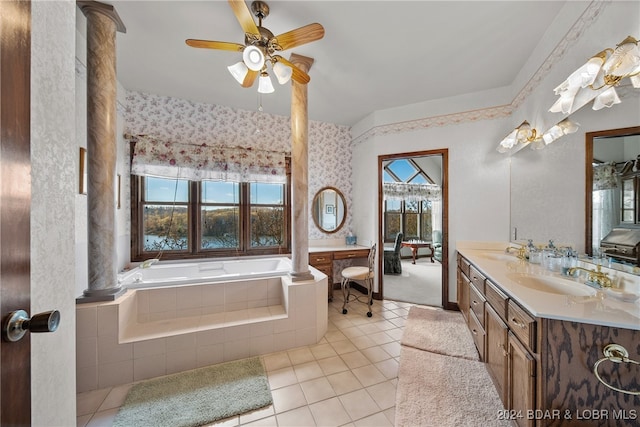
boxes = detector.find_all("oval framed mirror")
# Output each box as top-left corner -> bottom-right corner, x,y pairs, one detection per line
312,186 -> 347,234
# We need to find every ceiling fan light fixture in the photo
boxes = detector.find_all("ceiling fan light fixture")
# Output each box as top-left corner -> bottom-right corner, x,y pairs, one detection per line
228,61 -> 249,85
272,61 -> 292,84
243,45 -> 265,71
258,72 -> 275,94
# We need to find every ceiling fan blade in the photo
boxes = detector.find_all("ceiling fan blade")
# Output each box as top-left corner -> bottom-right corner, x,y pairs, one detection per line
242,69 -> 259,88
185,39 -> 244,52
274,56 -> 311,84
274,23 -> 324,51
228,0 -> 260,36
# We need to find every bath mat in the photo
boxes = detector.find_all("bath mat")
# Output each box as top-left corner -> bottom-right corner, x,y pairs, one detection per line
113,357 -> 273,427
400,305 -> 480,361
396,346 -> 510,427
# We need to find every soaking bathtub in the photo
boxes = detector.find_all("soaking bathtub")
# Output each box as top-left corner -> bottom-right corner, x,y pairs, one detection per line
119,256 -> 292,289
76,255 -> 328,392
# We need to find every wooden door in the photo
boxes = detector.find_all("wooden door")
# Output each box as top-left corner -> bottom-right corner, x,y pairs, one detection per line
0,0 -> 32,425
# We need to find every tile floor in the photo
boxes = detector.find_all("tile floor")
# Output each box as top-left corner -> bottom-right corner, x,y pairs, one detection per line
77,292 -> 416,427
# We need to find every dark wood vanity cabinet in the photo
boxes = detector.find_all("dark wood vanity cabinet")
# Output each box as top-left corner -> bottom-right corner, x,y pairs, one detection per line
457,254 -> 538,426
457,252 -> 640,426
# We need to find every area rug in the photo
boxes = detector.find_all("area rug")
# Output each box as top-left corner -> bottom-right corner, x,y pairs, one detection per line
400,305 -> 479,361
395,346 -> 511,427
113,357 -> 273,427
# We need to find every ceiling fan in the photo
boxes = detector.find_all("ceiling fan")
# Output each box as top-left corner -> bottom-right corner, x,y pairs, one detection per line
185,0 -> 324,92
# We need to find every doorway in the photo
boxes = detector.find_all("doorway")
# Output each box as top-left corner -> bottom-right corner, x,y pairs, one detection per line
377,149 -> 449,308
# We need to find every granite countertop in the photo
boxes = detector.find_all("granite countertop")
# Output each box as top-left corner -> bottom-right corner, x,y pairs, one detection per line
457,242 -> 640,331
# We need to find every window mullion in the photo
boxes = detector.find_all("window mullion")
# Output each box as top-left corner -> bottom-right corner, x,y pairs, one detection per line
191,180 -> 200,255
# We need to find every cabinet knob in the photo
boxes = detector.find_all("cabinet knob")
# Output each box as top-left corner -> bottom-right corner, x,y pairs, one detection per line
511,317 -> 526,329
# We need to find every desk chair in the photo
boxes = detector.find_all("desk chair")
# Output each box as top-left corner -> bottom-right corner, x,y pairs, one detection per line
384,232 -> 403,274
340,244 -> 377,317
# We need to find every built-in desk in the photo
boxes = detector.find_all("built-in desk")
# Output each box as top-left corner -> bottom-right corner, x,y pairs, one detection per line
309,245 -> 370,301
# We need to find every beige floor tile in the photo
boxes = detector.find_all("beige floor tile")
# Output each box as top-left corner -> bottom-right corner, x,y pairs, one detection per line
366,380 -> 397,410
262,351 -> 291,372
326,371 -> 363,396
353,411 -> 393,426
293,360 -> 324,382
86,407 -> 118,427
208,414 -> 240,426
271,384 -> 307,413
268,366 -> 299,390
339,325 -> 365,340
351,364 -> 386,388
330,339 -> 358,355
318,355 -> 349,376
374,358 -> 399,380
368,331 -> 394,345
340,350 -> 370,370
380,341 -> 402,358
239,415 -> 276,426
383,407 -> 395,425
350,335 -> 377,350
309,397 -> 351,427
239,405 -> 274,425
361,346 -> 391,364
97,383 -> 132,412
288,347 -> 315,365
276,406 -> 316,427
299,376 -> 337,404
324,330 -> 348,343
309,343 -> 338,360
76,414 -> 91,427
384,327 -> 404,341
338,389 -> 381,422
77,388 -> 110,417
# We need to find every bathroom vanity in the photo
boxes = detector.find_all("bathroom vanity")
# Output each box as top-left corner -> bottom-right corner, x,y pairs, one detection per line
457,243 -> 639,427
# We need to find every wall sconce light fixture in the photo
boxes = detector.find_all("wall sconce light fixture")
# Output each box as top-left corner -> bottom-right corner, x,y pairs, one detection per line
549,35 -> 640,114
497,120 -> 539,153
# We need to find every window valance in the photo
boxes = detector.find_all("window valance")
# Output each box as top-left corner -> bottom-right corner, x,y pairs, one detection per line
127,134 -> 288,183
383,182 -> 441,201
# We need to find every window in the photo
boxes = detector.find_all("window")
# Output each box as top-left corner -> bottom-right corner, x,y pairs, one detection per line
383,158 -> 437,242
132,172 -> 290,261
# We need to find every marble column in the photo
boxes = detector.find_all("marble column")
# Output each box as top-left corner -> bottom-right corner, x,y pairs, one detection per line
289,54 -> 315,282
77,1 -> 126,302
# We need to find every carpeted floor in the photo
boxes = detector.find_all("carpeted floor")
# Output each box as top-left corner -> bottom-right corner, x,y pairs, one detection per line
395,347 -> 512,427
396,306 -> 511,426
400,306 -> 479,361
112,357 -> 272,427
383,258 -> 442,306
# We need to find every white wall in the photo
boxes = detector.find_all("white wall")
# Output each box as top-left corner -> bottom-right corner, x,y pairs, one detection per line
31,1 -> 77,425
352,118 -> 512,300
350,0 -> 640,303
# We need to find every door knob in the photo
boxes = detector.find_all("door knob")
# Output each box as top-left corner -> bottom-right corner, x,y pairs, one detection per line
2,310 -> 60,342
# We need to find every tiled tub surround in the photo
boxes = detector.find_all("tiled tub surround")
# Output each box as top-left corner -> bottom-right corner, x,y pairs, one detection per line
76,273 -> 328,392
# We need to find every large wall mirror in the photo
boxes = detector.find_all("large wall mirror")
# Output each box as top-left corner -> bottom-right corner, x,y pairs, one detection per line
312,186 -> 346,233
586,126 -> 640,262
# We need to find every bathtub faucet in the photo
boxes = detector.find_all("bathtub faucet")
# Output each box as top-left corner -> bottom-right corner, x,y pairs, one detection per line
140,258 -> 159,269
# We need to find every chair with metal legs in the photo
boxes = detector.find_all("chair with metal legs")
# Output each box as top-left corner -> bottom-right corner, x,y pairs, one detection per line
341,244 -> 377,317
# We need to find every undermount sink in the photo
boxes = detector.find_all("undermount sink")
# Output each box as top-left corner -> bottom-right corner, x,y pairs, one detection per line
507,274 -> 597,297
477,252 -> 518,262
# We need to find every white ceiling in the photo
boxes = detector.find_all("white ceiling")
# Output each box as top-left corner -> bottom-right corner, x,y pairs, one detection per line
106,1 -> 567,127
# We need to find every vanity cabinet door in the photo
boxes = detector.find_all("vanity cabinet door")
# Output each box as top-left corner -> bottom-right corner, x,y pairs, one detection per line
508,331 -> 536,427
486,304 -> 508,404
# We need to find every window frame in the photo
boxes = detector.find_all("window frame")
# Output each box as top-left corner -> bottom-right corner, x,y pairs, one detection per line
130,158 -> 291,262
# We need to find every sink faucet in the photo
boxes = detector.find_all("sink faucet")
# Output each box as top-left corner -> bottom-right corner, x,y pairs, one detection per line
505,246 -> 526,260
567,265 -> 612,288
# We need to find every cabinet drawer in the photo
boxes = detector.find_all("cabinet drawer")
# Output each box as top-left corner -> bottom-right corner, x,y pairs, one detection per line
485,280 -> 509,322
468,309 -> 485,361
309,252 -> 333,266
469,265 -> 486,294
469,282 -> 486,328
333,249 -> 369,260
459,254 -> 471,277
508,300 -> 536,353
